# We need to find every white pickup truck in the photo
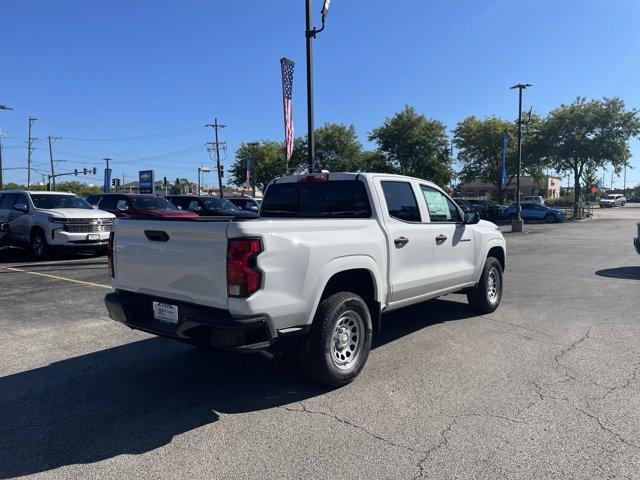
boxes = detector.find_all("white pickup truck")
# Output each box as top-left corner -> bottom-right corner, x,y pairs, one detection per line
105,173 -> 506,386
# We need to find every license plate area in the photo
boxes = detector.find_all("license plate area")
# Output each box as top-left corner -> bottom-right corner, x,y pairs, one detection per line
153,301 -> 179,325
87,234 -> 100,240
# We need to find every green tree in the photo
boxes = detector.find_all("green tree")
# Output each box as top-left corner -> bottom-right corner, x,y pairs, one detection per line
368,105 -> 452,185
230,140 -> 295,192
453,115 -> 545,202
537,97 -> 640,216
290,123 -> 364,173
171,178 -> 193,195
357,151 -> 396,173
55,181 -> 102,196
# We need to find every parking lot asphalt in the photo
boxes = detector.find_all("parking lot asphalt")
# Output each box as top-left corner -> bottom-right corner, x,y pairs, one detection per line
1,205 -> 640,480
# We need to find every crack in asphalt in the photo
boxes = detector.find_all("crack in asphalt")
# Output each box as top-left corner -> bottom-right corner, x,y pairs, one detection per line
487,318 -> 551,338
553,324 -> 606,381
281,403 -> 524,480
574,407 -> 640,451
281,403 -> 424,455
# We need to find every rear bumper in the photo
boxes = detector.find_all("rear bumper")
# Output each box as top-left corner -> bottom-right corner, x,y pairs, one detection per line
105,290 -> 274,351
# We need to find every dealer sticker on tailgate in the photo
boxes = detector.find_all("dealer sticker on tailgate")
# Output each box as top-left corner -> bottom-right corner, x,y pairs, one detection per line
153,302 -> 179,324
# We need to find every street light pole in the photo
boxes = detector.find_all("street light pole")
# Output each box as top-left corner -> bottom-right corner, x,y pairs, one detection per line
509,83 -> 531,233
305,0 -> 316,174
305,0 -> 331,174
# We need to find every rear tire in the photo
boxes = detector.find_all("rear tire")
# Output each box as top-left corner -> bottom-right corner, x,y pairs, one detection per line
467,257 -> 503,314
30,230 -> 48,260
299,292 -> 372,387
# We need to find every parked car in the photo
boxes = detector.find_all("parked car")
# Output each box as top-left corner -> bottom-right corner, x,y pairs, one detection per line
227,197 -> 262,213
462,199 -> 491,219
505,201 -> 566,223
452,198 -> 475,214
0,215 -> 9,249
635,223 -> 640,254
599,194 -> 626,208
166,195 -> 258,219
0,190 -> 115,259
86,193 -> 198,218
522,196 -> 545,205
628,197 -> 640,203
105,172 -> 506,387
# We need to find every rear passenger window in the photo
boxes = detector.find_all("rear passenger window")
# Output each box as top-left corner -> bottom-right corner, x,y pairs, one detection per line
381,181 -> 421,222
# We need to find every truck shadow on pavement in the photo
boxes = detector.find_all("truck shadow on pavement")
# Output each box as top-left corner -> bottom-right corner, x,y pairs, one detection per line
595,266 -> 640,280
0,297 -> 475,478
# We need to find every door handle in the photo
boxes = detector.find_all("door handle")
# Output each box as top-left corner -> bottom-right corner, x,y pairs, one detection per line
394,236 -> 409,247
435,234 -> 447,245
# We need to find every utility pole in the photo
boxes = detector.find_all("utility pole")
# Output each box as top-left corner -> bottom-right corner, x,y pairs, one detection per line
27,116 -> 37,188
305,0 -> 332,174
205,118 -> 225,197
611,170 -> 614,190
47,136 -> 61,190
624,163 -> 627,198
509,83 -> 532,232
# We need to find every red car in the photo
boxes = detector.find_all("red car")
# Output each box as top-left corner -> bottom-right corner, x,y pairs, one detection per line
86,193 -> 198,218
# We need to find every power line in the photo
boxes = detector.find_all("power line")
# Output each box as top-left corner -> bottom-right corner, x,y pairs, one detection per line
63,126 -> 204,141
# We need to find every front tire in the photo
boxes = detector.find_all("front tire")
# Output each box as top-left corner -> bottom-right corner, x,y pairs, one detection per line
545,213 -> 556,223
467,257 -> 503,314
30,230 -> 48,260
300,292 -> 372,387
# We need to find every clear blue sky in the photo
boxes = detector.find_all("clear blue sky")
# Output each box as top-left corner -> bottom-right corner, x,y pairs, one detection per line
1,0 -> 639,188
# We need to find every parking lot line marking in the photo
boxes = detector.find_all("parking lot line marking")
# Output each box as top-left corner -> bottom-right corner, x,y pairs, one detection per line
2,266 -> 112,289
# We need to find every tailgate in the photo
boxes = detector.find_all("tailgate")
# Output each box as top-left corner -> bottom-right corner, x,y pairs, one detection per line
113,218 -> 230,309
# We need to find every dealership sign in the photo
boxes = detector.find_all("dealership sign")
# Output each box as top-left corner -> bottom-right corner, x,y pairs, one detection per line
139,170 -> 155,194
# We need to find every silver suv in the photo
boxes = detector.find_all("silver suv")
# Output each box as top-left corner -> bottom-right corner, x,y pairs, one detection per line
600,194 -> 626,208
0,190 -> 115,259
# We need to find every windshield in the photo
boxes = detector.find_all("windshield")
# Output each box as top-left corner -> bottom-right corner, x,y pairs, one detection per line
201,197 -> 239,211
131,196 -> 178,211
31,194 -> 93,210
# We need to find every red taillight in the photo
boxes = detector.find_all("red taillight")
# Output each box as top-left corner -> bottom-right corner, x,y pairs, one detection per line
107,231 -> 115,278
227,238 -> 263,297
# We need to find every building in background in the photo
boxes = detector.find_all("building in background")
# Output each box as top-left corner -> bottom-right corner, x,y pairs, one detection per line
458,175 -> 562,200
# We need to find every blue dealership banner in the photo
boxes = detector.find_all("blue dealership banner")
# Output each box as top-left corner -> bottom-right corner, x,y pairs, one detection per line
139,170 -> 155,194
500,133 -> 509,187
103,168 -> 112,193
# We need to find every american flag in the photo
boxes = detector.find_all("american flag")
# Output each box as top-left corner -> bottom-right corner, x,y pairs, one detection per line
280,57 -> 295,165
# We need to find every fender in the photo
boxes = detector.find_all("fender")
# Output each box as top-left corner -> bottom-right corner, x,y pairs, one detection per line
305,255 -> 385,326
473,237 -> 506,283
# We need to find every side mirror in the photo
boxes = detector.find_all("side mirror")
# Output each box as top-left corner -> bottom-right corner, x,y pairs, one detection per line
14,203 -> 29,213
117,204 -> 129,212
464,211 -> 480,224
192,205 -> 202,213
250,206 -> 258,211
0,222 -> 8,232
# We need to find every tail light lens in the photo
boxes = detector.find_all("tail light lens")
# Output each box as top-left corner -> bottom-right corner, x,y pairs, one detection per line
227,238 -> 263,297
107,231 -> 115,278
